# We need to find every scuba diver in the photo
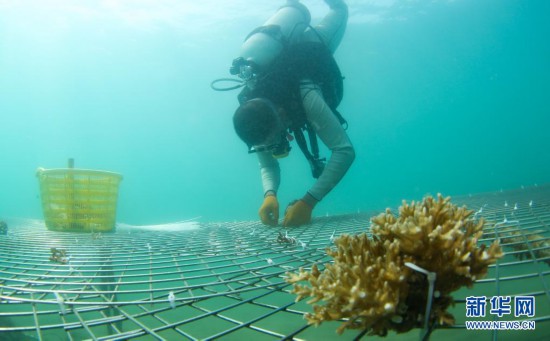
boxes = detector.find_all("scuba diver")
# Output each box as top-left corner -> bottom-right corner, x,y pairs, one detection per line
231,0 -> 355,227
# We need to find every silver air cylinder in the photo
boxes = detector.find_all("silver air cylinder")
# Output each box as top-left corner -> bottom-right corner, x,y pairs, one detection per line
239,0 -> 311,71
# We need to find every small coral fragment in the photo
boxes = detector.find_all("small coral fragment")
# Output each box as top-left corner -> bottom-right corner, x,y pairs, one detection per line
485,226 -> 550,265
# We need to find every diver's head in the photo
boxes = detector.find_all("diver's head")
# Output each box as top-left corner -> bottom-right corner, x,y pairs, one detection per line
233,98 -> 290,157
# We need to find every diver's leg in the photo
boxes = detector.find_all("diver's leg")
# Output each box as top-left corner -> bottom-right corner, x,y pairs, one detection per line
302,0 -> 348,52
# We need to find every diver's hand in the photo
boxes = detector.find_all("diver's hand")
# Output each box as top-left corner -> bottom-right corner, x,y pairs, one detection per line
259,195 -> 279,226
283,200 -> 313,227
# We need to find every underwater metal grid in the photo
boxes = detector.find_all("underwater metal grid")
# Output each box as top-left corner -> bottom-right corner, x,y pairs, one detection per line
1,185 -> 549,340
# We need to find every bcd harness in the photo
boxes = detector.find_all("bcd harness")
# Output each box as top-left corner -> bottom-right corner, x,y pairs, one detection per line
234,39 -> 347,179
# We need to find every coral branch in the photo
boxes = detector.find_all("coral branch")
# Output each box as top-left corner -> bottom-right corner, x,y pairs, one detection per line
286,194 -> 503,336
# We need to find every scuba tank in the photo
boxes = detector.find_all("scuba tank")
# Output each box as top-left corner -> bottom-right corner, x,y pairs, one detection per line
230,0 -> 311,88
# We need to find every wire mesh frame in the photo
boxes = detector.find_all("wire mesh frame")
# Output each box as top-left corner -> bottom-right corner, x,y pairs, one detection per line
1,185 -> 549,340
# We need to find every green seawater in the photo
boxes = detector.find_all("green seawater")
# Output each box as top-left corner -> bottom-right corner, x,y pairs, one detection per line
0,1 -> 549,223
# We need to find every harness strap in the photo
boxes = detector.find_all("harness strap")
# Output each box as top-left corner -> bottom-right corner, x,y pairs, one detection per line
293,128 -> 313,162
292,125 -> 326,179
334,109 -> 348,130
306,124 -> 320,160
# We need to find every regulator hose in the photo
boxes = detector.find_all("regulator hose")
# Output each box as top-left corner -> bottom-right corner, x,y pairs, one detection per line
210,78 -> 245,91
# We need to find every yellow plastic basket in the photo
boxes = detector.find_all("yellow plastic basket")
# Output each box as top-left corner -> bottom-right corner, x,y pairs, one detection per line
36,168 -> 123,232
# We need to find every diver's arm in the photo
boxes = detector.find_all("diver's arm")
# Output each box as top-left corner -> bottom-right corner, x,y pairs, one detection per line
302,0 -> 348,53
257,151 -> 281,197
300,82 -> 355,204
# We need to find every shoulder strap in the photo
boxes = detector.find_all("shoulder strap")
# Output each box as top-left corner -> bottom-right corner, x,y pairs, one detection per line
292,125 -> 326,179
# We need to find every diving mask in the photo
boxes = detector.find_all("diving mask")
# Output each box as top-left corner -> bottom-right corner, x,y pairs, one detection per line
248,132 -> 292,159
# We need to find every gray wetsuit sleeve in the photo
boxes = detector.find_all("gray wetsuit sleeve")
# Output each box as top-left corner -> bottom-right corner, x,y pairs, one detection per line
257,151 -> 281,196
300,82 -> 355,201
302,0 -> 348,53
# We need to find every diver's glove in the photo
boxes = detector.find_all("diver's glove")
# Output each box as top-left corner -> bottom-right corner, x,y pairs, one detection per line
283,200 -> 313,227
259,193 -> 279,226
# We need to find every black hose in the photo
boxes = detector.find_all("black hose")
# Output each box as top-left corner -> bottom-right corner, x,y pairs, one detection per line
210,78 -> 245,91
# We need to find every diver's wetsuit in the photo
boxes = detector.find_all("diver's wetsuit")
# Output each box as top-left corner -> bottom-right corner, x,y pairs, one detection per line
257,1 -> 354,202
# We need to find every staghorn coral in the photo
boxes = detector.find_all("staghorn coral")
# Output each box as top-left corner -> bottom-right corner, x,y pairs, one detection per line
372,194 -> 503,296
287,234 -> 408,335
286,194 -> 503,336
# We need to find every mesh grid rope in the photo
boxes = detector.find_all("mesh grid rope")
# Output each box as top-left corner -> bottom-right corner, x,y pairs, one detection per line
1,185 -> 549,340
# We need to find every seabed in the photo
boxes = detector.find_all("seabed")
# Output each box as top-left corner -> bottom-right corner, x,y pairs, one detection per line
1,185 -> 549,340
